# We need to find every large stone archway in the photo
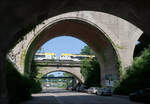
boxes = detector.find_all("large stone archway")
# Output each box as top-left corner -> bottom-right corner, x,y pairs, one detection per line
0,0 -> 150,53
9,11 -> 142,86
1,1 -> 150,103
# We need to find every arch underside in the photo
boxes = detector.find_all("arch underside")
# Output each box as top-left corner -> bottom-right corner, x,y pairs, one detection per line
1,0 -> 149,53
9,11 -> 143,86
26,19 -> 119,85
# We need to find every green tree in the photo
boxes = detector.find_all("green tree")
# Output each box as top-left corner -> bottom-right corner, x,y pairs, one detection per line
114,45 -> 150,95
29,60 -> 42,93
63,72 -> 72,77
80,46 -> 94,55
80,45 -> 101,87
80,58 -> 101,87
47,74 -> 55,77
63,72 -> 73,87
134,42 -> 149,57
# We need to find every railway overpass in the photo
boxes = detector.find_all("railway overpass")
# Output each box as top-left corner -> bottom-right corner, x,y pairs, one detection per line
35,60 -> 84,83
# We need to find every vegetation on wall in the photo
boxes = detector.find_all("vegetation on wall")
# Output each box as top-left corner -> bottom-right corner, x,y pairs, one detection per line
24,31 -> 47,75
30,60 -> 42,93
116,59 -> 123,77
114,45 -> 150,95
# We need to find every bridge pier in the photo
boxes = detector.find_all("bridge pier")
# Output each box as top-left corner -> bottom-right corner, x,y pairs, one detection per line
72,78 -> 76,87
0,51 -> 9,104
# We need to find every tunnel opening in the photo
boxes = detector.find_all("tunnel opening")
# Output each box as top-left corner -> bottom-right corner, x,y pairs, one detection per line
4,11 -> 144,104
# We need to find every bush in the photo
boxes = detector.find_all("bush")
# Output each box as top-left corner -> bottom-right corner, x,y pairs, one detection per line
6,59 -> 42,104
6,60 -> 32,104
29,78 -> 42,93
80,58 -> 101,88
29,60 -> 42,93
114,45 -> 150,95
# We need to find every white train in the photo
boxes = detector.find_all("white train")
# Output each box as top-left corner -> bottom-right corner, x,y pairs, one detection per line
34,53 -> 95,61
34,53 -> 57,61
59,53 -> 95,61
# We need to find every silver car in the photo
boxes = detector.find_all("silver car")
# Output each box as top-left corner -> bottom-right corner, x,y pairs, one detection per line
87,87 -> 100,94
97,87 -> 112,96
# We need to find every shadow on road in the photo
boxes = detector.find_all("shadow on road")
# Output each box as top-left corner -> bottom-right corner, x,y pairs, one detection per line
21,88 -> 143,104
21,95 -> 59,104
55,95 -> 142,104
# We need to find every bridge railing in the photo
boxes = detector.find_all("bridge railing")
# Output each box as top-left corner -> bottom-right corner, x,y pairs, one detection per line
35,60 -> 81,67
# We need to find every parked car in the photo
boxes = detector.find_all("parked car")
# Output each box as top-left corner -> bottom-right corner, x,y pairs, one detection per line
45,84 -> 50,87
66,86 -> 72,90
97,87 -> 112,96
87,87 -> 100,94
87,87 -> 93,94
71,87 -> 76,91
76,86 -> 81,92
79,84 -> 88,92
74,83 -> 81,92
129,88 -> 150,103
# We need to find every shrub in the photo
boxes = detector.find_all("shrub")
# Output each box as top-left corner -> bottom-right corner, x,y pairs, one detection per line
6,60 -> 32,104
80,58 -> 101,88
29,78 -> 42,93
29,60 -> 42,93
114,45 -> 150,95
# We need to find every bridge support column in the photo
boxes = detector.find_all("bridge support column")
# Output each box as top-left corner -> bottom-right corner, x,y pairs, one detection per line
71,77 -> 75,87
0,51 -> 9,104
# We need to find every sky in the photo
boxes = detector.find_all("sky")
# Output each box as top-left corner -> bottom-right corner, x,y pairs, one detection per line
47,72 -> 64,77
38,36 -> 87,77
37,36 -> 87,58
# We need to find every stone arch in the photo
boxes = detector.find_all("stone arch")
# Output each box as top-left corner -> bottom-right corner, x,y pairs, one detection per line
1,1 -> 150,103
39,70 -> 83,83
1,0 -> 150,53
25,19 -> 118,85
9,11 -> 143,86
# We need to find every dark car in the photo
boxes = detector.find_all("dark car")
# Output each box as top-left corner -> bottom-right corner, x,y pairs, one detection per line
79,84 -> 88,92
129,88 -> 150,103
97,87 -> 112,96
66,86 -> 72,90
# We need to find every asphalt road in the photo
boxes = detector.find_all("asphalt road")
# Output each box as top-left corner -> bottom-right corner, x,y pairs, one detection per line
22,88 -> 143,104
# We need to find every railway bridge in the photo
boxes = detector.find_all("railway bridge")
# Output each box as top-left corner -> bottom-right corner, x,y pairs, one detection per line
35,60 -> 84,83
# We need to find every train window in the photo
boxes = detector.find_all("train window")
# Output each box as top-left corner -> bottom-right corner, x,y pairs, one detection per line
35,55 -> 45,58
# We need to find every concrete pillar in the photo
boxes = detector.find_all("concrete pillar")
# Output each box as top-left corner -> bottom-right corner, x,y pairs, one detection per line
0,51 -> 9,104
